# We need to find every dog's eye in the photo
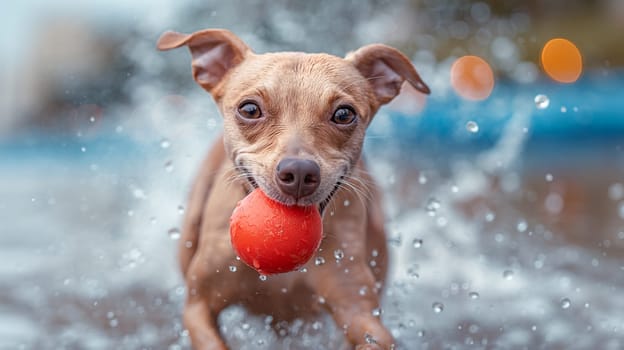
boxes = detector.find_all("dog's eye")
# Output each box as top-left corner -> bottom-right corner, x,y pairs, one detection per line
331,107 -> 357,125
238,102 -> 262,120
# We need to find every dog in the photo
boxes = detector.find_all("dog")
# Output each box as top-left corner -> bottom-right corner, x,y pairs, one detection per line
157,28 -> 430,349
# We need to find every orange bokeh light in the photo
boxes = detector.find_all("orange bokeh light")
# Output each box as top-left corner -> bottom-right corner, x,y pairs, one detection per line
450,55 -> 495,101
540,38 -> 582,83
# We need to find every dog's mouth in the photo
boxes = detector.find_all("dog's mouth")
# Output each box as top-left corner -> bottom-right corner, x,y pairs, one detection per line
318,177 -> 343,215
238,166 -> 342,216
240,166 -> 258,190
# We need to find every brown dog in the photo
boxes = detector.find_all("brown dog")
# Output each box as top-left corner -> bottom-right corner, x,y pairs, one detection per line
157,28 -> 429,349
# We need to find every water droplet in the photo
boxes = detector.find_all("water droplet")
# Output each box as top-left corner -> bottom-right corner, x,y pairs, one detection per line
343,200 -> 350,207
168,227 -> 181,240
425,198 -> 441,216
160,138 -> 171,149
371,249 -> 379,257
80,146 -> 87,153
516,219 -> 528,232
412,239 -> 423,248
109,318 -> 119,328
503,270 -> 514,280
407,266 -> 419,278
229,265 -> 237,272
608,183 -> 623,201
534,259 -> 544,269
466,121 -> 479,133
560,106 -> 567,113
372,307 -> 383,317
469,291 -> 480,299
417,330 -> 425,337
485,211 -> 495,222
312,321 -> 323,330
534,94 -> 550,109
359,286 -> 367,296
364,333 -> 376,344
432,302 -> 444,313
259,274 -> 267,281
494,233 -> 504,243
560,297 -> 571,309
545,173 -> 554,182
545,193 -> 564,214
89,116 -> 96,123
387,232 -> 402,247
334,249 -> 344,261
184,240 -> 193,248
177,205 -> 185,215
106,311 -> 115,319
418,173 -> 428,184
175,286 -> 185,295
314,256 -> 326,266
165,160 -> 174,173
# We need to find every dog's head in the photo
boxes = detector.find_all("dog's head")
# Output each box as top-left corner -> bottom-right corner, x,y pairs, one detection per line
157,29 -> 429,211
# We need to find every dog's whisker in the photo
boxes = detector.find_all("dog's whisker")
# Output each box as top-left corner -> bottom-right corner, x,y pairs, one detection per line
342,173 -> 374,199
340,180 -> 372,209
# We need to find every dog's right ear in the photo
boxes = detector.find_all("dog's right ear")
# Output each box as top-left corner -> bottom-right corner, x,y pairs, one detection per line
346,44 -> 430,106
157,29 -> 251,93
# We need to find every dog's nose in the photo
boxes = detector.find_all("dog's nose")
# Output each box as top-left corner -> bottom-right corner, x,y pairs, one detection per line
275,158 -> 321,200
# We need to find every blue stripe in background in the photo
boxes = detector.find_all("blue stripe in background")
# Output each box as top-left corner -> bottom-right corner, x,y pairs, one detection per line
2,71 -> 622,164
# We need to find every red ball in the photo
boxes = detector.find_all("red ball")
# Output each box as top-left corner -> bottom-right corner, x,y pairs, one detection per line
230,189 -> 322,274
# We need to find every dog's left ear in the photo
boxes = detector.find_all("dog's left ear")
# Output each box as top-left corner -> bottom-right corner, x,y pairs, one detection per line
346,44 -> 430,105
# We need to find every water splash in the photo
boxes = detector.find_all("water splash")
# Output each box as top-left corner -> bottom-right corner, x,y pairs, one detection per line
466,121 -> 479,133
425,198 -> 441,216
167,227 -> 181,240
160,138 -> 171,149
333,249 -> 344,261
560,298 -> 571,309
412,239 -> 423,248
432,302 -> 444,313
534,94 -> 550,109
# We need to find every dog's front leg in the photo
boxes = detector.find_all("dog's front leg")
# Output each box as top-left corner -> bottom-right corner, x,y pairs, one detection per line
184,297 -> 227,350
326,266 -> 394,350
183,247 -> 248,350
183,249 -> 235,350
310,192 -> 395,349
182,163 -> 248,350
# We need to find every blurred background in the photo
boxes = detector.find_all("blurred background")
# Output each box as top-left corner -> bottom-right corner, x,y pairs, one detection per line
1,0 -> 623,349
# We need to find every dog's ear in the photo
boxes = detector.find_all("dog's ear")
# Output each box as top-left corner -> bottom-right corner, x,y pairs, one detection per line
157,29 -> 251,93
346,44 -> 430,105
